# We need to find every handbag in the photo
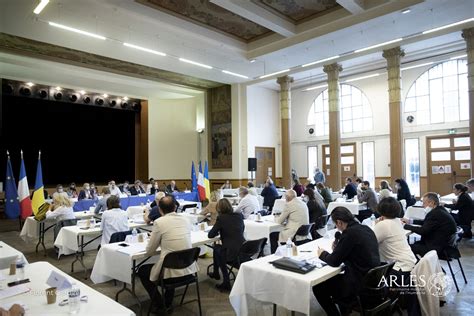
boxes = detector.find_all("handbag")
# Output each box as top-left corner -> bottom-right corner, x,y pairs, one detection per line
269,257 -> 317,274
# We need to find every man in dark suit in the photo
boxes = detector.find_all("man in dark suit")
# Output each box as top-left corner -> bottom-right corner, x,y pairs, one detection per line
166,180 -> 179,193
313,207 -> 380,315
342,177 -> 357,199
403,192 -> 457,257
130,180 -> 146,195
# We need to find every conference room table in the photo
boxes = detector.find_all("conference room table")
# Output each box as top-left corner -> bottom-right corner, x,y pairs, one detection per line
405,206 -> 427,220
0,261 -> 135,316
0,241 -> 29,270
229,230 -> 341,316
243,215 -> 283,241
326,199 -> 367,215
72,192 -> 199,212
90,230 -> 218,310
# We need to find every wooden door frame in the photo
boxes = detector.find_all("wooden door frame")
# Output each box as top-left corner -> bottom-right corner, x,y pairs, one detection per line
322,142 -> 357,187
255,147 -> 276,184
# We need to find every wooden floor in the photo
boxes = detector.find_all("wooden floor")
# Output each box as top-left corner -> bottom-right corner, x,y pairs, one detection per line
0,218 -> 472,315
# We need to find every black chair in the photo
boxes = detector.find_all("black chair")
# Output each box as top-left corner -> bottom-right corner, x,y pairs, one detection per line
292,223 -> 313,246
439,233 -> 467,292
147,247 -> 202,316
109,229 -> 140,243
54,219 -> 77,241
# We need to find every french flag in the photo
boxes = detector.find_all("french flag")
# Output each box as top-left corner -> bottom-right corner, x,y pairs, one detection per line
197,161 -> 206,201
18,151 -> 33,219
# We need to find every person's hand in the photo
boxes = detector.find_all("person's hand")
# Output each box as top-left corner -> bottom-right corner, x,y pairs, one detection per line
317,246 -> 324,257
331,241 -> 337,251
375,216 -> 384,224
400,217 -> 409,225
9,304 -> 25,316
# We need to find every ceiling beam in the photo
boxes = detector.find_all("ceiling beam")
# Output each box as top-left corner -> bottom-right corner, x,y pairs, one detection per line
210,0 -> 296,37
336,0 -> 366,14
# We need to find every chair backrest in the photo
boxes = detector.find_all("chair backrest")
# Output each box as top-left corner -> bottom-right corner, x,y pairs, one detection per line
109,229 -> 136,243
315,214 -> 330,229
293,223 -> 313,239
239,238 -> 267,260
161,247 -> 200,270
363,262 -> 396,289
54,218 -> 78,239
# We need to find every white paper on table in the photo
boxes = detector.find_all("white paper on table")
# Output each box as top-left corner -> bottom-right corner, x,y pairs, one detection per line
0,301 -> 28,311
0,285 -> 30,300
115,243 -> 148,255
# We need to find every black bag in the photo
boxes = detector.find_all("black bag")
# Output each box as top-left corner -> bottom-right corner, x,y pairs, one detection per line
269,257 -> 317,274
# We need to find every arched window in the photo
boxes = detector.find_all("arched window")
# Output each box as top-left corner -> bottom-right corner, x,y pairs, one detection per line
307,84 -> 373,136
404,59 -> 468,125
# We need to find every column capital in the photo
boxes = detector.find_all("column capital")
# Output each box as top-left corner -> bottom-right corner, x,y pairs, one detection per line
276,75 -> 294,90
382,46 -> 405,59
323,63 -> 343,74
462,27 -> 474,49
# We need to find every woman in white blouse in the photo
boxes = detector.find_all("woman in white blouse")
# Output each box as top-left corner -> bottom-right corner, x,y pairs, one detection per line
46,194 -> 75,222
100,195 -> 129,245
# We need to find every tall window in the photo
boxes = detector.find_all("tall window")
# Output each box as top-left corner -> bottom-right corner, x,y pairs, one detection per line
405,138 -> 420,197
307,84 -> 373,136
362,142 -> 375,186
404,59 -> 468,125
307,146 -> 318,178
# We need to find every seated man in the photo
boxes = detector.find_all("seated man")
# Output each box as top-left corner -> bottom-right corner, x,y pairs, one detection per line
138,196 -> 196,312
108,180 -> 122,197
94,187 -> 111,215
144,192 -> 166,224
234,187 -> 260,219
166,180 -> 179,193
52,184 -> 68,199
403,192 -> 457,257
270,189 -> 309,253
100,195 -> 129,245
342,178 -> 357,199
313,207 -> 380,315
130,180 -> 146,195
356,180 -> 379,221
261,177 -> 280,212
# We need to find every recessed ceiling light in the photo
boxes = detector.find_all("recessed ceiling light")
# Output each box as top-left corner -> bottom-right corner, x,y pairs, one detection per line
33,0 -> 49,14
48,21 -> 106,40
422,18 -> 474,35
401,8 -> 411,14
344,73 -> 380,83
303,84 -> 328,92
302,55 -> 340,68
401,62 -> 433,71
450,54 -> 467,60
250,59 -> 256,63
354,38 -> 403,53
123,42 -> 166,56
26,82 -> 34,87
259,69 -> 290,79
222,70 -> 248,79
179,58 -> 213,69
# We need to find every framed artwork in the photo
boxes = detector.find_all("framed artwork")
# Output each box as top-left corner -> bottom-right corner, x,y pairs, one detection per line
208,85 -> 232,170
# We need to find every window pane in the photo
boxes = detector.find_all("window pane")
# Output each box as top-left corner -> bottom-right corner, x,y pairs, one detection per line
341,84 -> 351,96
341,95 -> 351,108
458,60 -> 467,74
405,138 -> 420,197
443,75 -> 458,92
416,77 -> 429,95
362,142 -> 375,186
342,121 -> 352,133
429,64 -> 443,79
444,106 -> 459,122
430,138 -> 450,149
431,151 -> 451,161
341,145 -> 354,154
455,150 -> 470,161
352,106 -> 363,119
325,147 -> 330,155
342,108 -> 352,120
454,137 -> 470,147
341,156 -> 354,164
353,118 -> 363,131
308,146 -> 318,178
325,157 -> 330,165
443,61 -> 458,76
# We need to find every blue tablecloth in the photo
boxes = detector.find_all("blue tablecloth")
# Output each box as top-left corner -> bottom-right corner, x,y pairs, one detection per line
73,191 -> 199,212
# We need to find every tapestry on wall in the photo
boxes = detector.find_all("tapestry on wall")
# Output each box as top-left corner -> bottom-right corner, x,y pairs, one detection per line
208,85 -> 232,170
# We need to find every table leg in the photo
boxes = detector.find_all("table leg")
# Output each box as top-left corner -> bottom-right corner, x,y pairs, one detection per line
116,259 -> 142,315
71,235 -> 88,279
273,304 -> 277,316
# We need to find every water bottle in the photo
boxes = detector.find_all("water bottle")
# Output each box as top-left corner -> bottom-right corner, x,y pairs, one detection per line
370,214 -> 376,226
132,228 -> 138,242
68,282 -> 81,314
286,238 -> 293,257
15,256 -> 25,280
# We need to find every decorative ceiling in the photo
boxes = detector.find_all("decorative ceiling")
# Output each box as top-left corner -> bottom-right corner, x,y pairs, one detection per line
136,0 -> 272,42
255,0 -> 341,22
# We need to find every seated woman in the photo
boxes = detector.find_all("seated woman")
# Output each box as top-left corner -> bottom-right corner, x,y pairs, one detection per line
100,195 -> 129,245
67,182 -> 78,198
207,199 -> 245,292
378,180 -> 393,200
444,183 -> 474,239
303,188 -> 327,238
395,178 -> 415,207
221,180 -> 232,190
46,194 -> 75,222
199,190 -> 220,226
292,179 -> 305,197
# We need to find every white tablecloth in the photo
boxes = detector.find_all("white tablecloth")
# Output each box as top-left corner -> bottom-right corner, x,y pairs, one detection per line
0,241 -> 29,270
90,231 -> 217,285
229,234 -> 341,315
0,261 -> 135,316
405,206 -> 427,220
440,193 -> 456,204
244,215 -> 282,241
327,200 -> 367,215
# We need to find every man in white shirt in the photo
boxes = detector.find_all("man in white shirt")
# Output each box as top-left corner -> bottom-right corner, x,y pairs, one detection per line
100,195 -> 129,245
108,180 -> 122,197
270,189 -> 310,253
234,187 -> 259,219
138,196 -> 196,312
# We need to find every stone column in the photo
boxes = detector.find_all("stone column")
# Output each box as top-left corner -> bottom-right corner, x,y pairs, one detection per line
277,75 -> 294,189
323,63 -> 342,190
462,28 -> 474,178
383,47 -> 405,183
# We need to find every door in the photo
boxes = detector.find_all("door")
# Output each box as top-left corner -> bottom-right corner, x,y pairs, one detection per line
322,143 -> 357,189
427,134 -> 471,195
255,147 -> 275,186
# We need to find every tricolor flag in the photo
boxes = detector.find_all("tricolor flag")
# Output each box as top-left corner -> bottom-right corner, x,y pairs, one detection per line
31,151 -> 45,215
191,161 -> 198,193
18,151 -> 33,219
204,161 -> 210,199
197,161 -> 206,201
5,151 -> 20,219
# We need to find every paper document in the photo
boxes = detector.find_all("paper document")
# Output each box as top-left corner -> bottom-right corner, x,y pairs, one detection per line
0,285 -> 30,300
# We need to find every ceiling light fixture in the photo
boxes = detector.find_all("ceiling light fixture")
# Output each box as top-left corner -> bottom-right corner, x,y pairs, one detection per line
422,18 -> 474,35
48,21 -> 106,40
55,86 -> 62,91
250,59 -> 256,63
26,82 -> 35,87
302,55 -> 340,68
123,42 -> 166,56
401,62 -> 434,71
354,38 -> 403,53
450,54 -> 467,60
103,94 -> 108,98
303,84 -> 328,92
344,73 -> 380,83
123,96 -> 129,101
79,90 -> 86,95
179,58 -> 213,69
401,8 -> 411,14
259,69 -> 290,79
222,70 -> 248,79
33,0 -> 49,14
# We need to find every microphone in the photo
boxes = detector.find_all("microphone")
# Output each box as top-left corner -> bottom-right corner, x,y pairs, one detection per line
334,231 -> 342,246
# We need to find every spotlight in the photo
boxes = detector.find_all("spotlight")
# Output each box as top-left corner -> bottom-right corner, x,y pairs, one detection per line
20,86 -> 32,96
103,94 -> 108,98
132,102 -> 141,111
122,96 -> 129,101
26,82 -> 35,87
54,91 -> 63,100
79,90 -> 86,95
83,96 -> 91,104
55,86 -> 62,91
38,89 -> 48,98
69,94 -> 78,102
121,102 -> 129,109
95,98 -> 104,105
2,83 -> 14,94
109,99 -> 117,107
